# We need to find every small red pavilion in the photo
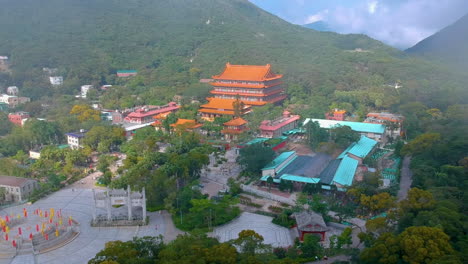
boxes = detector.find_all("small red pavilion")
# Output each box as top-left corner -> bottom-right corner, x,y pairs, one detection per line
293,211 -> 329,242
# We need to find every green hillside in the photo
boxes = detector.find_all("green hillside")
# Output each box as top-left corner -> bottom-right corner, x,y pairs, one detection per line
0,0 -> 466,111
406,13 -> 468,69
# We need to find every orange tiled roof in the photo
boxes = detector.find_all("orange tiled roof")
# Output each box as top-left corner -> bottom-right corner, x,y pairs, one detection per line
199,109 -> 236,115
212,63 -> 282,81
210,89 -> 283,97
170,119 -> 202,129
200,97 -> 251,110
224,117 -> 248,126
210,81 -> 283,89
334,110 -> 347,114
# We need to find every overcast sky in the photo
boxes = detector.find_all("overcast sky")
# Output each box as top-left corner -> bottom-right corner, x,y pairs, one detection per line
249,0 -> 468,49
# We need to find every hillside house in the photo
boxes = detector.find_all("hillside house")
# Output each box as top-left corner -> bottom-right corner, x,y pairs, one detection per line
0,176 -> 38,202
6,86 -> 19,96
116,70 -> 137,77
259,111 -> 300,138
66,129 -> 87,149
8,111 -> 30,126
171,119 -> 203,133
49,76 -> 63,86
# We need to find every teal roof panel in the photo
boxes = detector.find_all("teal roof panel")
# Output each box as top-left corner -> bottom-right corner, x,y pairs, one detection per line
338,136 -> 377,159
262,151 -> 296,170
332,155 -> 359,186
280,174 -> 320,184
304,118 -> 385,134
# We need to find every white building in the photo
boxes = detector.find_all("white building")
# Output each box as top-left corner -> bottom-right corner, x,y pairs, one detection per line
49,76 -> 63,86
81,85 -> 93,98
0,94 -> 19,108
0,176 -> 38,202
66,129 -> 87,149
6,86 -> 19,96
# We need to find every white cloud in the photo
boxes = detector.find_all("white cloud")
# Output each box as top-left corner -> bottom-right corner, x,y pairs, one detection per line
319,0 -> 468,48
304,9 -> 329,24
368,1 -> 378,14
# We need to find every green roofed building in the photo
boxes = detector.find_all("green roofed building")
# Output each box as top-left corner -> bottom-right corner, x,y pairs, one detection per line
303,118 -> 386,142
338,136 -> 378,161
331,155 -> 359,187
117,70 -> 137,77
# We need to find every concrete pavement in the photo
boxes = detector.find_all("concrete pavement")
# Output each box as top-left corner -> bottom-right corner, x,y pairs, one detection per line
397,156 -> 413,201
0,188 -> 179,264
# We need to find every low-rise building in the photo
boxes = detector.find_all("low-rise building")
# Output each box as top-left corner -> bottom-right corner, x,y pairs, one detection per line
221,117 -> 249,141
292,211 -> 329,241
259,111 -> 300,138
325,109 -> 346,121
303,118 -> 386,142
8,111 -> 30,126
81,85 -> 93,98
116,70 -> 137,77
6,86 -> 19,96
0,176 -> 38,202
66,129 -> 87,149
124,102 -> 180,124
49,76 -> 63,86
364,112 -> 404,138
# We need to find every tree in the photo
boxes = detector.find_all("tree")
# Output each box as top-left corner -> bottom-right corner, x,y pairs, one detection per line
232,95 -> 245,118
70,104 -> 100,122
83,126 -> 125,151
300,234 -> 322,257
359,192 -> 395,215
0,112 -> 13,136
331,125 -> 360,148
360,232 -> 401,264
306,120 -> 328,148
401,133 -> 441,156
399,226 -> 454,264
267,176 -> 274,192
337,227 -> 353,249
232,230 -> 269,256
237,143 -> 275,175
399,188 -> 435,213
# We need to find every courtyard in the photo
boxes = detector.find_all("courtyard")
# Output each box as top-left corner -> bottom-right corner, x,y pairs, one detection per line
0,186 -> 181,264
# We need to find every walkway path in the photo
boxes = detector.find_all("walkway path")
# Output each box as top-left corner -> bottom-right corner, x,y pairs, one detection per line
397,156 -> 413,201
305,255 -> 351,264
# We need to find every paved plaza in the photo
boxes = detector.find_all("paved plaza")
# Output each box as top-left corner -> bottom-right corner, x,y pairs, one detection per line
211,212 -> 293,248
0,187 -> 180,264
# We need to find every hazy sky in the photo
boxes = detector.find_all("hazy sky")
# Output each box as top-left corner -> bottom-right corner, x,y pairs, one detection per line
249,0 -> 468,49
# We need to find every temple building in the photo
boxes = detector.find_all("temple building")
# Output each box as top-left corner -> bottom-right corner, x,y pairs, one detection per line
325,109 -> 346,121
209,63 -> 286,106
198,97 -> 251,121
259,111 -> 300,138
221,117 -> 249,141
170,119 -> 203,133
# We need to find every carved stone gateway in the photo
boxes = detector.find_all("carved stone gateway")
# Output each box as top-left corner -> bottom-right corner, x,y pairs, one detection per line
91,186 -> 147,226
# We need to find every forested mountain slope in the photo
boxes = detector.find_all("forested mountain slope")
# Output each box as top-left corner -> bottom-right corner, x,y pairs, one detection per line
406,13 -> 468,69
0,0 -> 465,111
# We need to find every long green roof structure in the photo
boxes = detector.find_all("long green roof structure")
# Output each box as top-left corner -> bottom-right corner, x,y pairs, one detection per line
303,118 -> 385,134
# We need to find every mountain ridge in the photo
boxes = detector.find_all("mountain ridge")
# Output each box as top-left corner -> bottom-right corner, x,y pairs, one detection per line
406,13 -> 468,69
